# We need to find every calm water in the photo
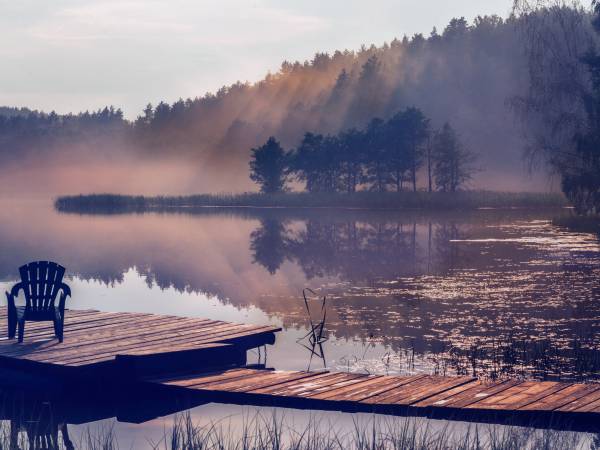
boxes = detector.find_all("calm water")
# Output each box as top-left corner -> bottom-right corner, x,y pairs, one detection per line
0,199 -> 599,445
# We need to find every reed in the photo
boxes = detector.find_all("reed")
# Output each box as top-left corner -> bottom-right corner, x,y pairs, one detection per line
55,191 -> 568,214
0,409 -> 589,449
148,411 -> 585,450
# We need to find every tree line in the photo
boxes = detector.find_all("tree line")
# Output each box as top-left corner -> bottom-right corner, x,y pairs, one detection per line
0,107 -> 128,158
249,108 -> 476,194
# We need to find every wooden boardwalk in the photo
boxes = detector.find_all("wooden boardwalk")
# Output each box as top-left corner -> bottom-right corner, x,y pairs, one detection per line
0,308 -> 599,431
0,309 -> 280,378
149,368 -> 600,431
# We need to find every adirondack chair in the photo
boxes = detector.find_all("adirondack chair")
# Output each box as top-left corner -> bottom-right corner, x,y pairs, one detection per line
5,261 -> 71,343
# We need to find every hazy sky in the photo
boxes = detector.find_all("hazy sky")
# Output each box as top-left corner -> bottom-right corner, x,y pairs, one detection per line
0,0 -> 513,118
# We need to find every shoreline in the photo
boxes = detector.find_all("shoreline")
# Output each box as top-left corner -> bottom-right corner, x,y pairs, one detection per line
55,191 -> 569,214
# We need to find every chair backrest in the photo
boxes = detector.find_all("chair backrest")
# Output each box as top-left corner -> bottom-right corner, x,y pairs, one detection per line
18,261 -> 67,313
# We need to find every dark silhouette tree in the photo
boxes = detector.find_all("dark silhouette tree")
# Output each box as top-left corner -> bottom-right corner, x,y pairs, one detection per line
289,132 -> 342,192
249,137 -> 288,193
385,109 -> 428,192
288,133 -> 323,192
560,1 -> 600,214
338,128 -> 364,192
432,123 -> 477,192
364,118 -> 389,192
513,1 -> 594,212
401,108 -> 430,192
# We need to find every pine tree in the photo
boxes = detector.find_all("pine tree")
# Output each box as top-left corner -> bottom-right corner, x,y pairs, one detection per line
249,137 -> 288,193
432,123 -> 477,192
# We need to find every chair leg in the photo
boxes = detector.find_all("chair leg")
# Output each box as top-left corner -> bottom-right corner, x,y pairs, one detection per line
53,318 -> 59,339
54,318 -> 64,343
10,419 -> 18,449
7,311 -> 16,339
17,319 -> 25,343
60,423 -> 74,450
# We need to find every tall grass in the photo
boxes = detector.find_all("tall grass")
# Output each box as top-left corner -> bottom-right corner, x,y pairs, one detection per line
1,409 -> 591,449
54,191 -> 569,214
146,411 -> 586,450
67,411 -> 592,450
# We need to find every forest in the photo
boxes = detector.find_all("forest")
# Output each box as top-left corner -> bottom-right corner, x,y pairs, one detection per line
0,13 -> 532,194
249,110 -> 476,194
2,3 -> 600,213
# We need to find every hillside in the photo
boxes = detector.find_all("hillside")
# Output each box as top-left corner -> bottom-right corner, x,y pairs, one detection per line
0,13 -> 568,194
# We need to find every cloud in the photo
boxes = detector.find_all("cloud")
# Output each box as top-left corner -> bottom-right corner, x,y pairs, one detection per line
25,0 -> 327,46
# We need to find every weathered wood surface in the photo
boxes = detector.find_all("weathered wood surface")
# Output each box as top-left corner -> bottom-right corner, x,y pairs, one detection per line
151,368 -> 600,429
0,309 -> 280,371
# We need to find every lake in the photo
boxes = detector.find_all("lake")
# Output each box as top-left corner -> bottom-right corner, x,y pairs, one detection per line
0,199 -> 598,446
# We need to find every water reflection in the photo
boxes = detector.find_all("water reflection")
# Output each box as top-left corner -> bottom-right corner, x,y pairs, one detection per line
0,385 -> 207,449
0,200 -> 599,381
2,390 -> 598,448
249,212 -> 464,280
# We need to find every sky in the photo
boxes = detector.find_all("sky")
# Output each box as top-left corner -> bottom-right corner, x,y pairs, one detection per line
0,0 -> 514,119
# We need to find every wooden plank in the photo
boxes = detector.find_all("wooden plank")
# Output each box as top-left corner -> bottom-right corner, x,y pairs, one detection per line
226,371 -> 325,393
362,376 -> 448,405
413,380 -> 500,408
0,312 -> 154,342
466,381 -> 569,411
309,375 -> 386,400
592,401 -> 600,413
488,382 -> 571,410
266,373 -> 367,398
264,373 -> 364,398
344,375 -> 429,402
250,372 -> 341,395
304,374 -> 378,399
179,370 -> 275,389
162,369 -> 261,388
416,379 -> 519,408
245,371 -> 333,394
572,397 -> 600,413
158,368 -> 254,386
66,326 -> 277,366
49,313 -> 211,337
0,311 -> 126,337
436,380 -> 523,409
0,316 -> 218,357
520,383 -> 600,411
18,312 -> 182,338
557,386 -> 600,412
381,377 -> 476,406
7,318 -> 223,359
35,324 -> 272,365
197,371 -> 292,391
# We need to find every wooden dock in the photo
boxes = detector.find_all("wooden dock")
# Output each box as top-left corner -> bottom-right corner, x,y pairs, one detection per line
0,308 -> 599,431
148,368 -> 600,431
0,309 -> 280,380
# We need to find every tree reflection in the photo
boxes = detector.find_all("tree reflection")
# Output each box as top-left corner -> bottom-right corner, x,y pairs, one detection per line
250,218 -> 290,274
249,215 -> 465,282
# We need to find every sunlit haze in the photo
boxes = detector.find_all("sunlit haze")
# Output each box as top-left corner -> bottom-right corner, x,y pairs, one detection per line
1,0 -> 513,117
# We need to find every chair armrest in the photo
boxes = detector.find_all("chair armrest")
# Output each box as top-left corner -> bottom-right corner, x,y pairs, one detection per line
6,282 -> 24,308
58,282 -> 71,311
59,282 -> 71,298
